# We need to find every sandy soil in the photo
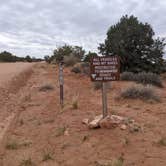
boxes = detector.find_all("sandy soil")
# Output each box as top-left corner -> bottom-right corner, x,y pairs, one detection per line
0,62 -> 35,154
0,63 -> 166,166
0,63 -> 34,86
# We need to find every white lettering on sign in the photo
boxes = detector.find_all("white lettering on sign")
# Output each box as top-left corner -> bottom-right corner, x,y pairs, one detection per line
90,56 -> 120,82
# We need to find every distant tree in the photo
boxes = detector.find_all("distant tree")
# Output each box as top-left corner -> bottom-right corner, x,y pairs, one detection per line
72,46 -> 85,60
83,51 -> 98,62
53,45 -> 72,62
53,45 -> 85,63
0,51 -> 16,62
25,55 -> 32,62
98,15 -> 166,73
0,51 -> 42,63
44,55 -> 52,63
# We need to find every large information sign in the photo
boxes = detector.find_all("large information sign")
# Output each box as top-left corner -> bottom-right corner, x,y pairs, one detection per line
90,56 -> 120,82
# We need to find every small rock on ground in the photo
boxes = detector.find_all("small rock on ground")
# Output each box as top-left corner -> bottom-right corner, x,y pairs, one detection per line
82,118 -> 89,125
88,115 -> 103,129
120,124 -> 127,130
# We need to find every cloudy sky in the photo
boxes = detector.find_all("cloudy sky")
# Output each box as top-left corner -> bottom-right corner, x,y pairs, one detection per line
0,0 -> 166,58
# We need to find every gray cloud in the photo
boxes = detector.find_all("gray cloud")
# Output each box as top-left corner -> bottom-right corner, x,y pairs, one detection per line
0,0 -> 165,58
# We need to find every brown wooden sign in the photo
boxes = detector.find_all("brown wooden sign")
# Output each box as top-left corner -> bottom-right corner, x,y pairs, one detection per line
90,56 -> 120,82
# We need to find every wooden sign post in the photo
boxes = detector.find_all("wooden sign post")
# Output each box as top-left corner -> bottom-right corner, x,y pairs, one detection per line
90,56 -> 120,118
102,82 -> 108,118
59,62 -> 64,107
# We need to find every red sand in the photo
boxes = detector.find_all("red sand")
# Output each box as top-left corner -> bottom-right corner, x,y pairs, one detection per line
0,63 -> 166,166
0,63 -> 34,86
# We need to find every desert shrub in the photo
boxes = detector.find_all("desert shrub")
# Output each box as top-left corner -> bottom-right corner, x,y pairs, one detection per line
120,84 -> 160,101
64,55 -> 79,66
71,94 -> 79,109
93,82 -> 102,90
136,72 -> 163,87
71,62 -> 90,75
81,62 -> 90,75
50,58 -> 57,64
39,84 -> 54,92
19,158 -> 34,166
42,152 -> 54,161
72,99 -> 78,109
120,72 -> 136,81
6,142 -> 18,150
82,67 -> 90,75
56,127 -> 66,137
121,72 -> 163,87
71,66 -> 81,73
158,137 -> 166,146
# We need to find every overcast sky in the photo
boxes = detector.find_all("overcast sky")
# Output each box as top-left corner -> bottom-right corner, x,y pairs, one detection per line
0,0 -> 166,58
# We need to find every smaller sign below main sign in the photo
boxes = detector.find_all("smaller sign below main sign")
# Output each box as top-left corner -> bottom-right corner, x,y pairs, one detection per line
90,56 -> 120,82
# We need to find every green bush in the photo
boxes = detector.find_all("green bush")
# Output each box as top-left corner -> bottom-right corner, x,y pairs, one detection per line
120,84 -> 160,101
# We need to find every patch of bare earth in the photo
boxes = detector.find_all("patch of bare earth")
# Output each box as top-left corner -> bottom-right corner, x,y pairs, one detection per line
0,63 -> 166,166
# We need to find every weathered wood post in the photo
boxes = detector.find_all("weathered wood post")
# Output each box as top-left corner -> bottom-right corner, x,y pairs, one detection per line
102,82 -> 108,118
59,61 -> 64,107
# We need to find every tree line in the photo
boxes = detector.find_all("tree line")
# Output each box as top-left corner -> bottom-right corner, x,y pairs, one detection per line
46,15 -> 166,73
0,51 -> 43,62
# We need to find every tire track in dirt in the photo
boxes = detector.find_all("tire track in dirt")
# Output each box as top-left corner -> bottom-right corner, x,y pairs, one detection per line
0,63 -> 35,156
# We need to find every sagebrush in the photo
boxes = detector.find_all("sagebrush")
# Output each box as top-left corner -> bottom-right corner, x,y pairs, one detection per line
120,84 -> 160,101
120,72 -> 135,81
71,66 -> 81,73
64,55 -> 79,66
71,62 -> 90,75
121,72 -> 163,87
136,72 -> 163,87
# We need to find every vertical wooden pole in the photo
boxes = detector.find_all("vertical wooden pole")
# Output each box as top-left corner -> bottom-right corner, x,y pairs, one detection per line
102,82 -> 108,118
59,62 -> 64,107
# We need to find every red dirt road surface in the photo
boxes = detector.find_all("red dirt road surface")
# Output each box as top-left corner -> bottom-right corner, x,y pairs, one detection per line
0,62 -> 35,155
0,63 -> 166,166
0,63 -> 34,86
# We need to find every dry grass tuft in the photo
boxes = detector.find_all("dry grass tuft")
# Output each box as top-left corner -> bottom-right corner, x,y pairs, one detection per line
6,142 -> 18,150
158,137 -> 166,146
19,158 -> 34,166
56,126 -> 66,137
71,94 -> 79,109
42,152 -> 54,162
39,84 -> 54,92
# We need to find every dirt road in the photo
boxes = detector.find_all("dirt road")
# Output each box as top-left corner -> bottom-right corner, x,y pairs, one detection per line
0,62 -> 35,156
0,63 -> 166,166
0,63 -> 34,86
